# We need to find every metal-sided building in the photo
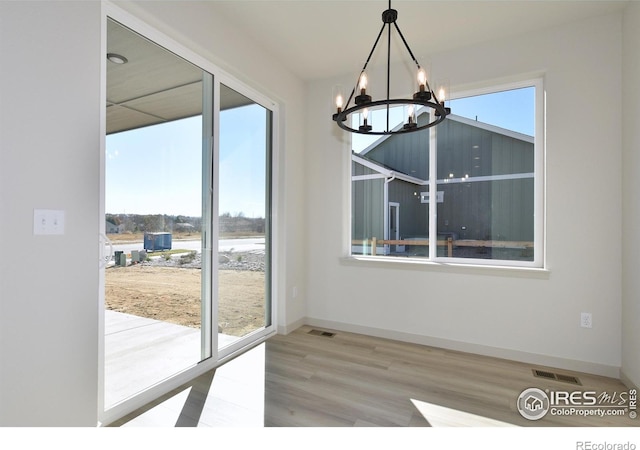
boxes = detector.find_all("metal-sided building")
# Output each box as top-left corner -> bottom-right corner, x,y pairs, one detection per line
352,113 -> 535,258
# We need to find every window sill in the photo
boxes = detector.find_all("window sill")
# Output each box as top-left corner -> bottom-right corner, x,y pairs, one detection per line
340,255 -> 550,279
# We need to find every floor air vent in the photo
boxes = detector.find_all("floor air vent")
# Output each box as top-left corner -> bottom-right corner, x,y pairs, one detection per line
533,370 -> 557,380
532,369 -> 581,385
307,329 -> 336,338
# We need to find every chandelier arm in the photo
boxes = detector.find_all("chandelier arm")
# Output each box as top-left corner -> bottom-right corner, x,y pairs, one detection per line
392,21 -> 438,101
343,86 -> 357,114
362,22 -> 388,73
344,22 -> 387,111
392,21 -> 421,70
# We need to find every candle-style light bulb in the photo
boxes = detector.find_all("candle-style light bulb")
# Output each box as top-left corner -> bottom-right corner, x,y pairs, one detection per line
359,107 -> 372,132
403,104 -> 417,130
355,72 -> 372,106
332,84 -> 347,121
434,82 -> 451,117
359,72 -> 368,94
417,68 -> 427,92
413,66 -> 431,101
335,94 -> 344,113
438,87 -> 446,104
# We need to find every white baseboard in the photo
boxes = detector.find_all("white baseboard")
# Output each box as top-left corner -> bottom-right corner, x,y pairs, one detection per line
302,317 -> 621,379
277,316 -> 306,335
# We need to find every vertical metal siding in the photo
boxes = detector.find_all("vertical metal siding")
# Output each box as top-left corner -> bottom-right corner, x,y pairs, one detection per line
352,161 -> 384,241
355,116 -> 535,244
365,130 -> 430,179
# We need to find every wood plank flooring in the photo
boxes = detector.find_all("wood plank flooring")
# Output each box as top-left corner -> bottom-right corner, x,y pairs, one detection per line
111,324 -> 639,427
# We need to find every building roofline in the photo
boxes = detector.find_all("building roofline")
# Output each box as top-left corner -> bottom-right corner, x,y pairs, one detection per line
352,154 -> 426,185
356,111 -> 534,156
447,113 -> 534,143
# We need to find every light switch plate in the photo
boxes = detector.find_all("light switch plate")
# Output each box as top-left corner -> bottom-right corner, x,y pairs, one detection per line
33,209 -> 65,235
580,312 -> 592,329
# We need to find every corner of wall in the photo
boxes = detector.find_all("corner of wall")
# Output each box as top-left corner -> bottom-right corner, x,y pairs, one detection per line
621,0 -> 640,394
277,317 -> 307,335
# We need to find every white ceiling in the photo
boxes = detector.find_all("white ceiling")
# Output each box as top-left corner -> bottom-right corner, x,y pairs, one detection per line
107,0 -> 627,134
211,0 -> 628,80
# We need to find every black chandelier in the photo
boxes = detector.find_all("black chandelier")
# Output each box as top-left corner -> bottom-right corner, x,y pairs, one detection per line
332,0 -> 451,135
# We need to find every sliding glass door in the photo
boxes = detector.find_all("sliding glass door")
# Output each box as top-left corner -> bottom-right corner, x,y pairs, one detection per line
217,84 -> 272,356
102,13 -> 275,421
104,18 -> 213,409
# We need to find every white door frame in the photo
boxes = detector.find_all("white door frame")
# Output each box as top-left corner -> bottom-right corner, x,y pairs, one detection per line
99,1 -> 278,426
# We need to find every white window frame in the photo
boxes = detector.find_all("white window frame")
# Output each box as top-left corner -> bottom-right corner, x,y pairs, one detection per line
349,77 -> 545,270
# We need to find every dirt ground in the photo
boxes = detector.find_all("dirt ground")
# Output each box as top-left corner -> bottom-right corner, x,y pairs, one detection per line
105,265 -> 266,337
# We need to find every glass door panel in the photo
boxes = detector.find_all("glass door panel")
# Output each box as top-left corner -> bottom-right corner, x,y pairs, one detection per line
217,84 -> 272,352
104,18 -> 212,408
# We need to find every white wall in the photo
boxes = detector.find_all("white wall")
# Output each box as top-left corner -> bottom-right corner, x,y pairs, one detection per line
0,0 -> 307,426
305,13 -> 623,376
0,0 -> 632,427
0,1 -> 101,425
622,1 -> 640,389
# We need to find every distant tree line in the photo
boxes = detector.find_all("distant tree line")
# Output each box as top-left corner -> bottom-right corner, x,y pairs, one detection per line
106,212 -> 264,234
219,212 -> 265,234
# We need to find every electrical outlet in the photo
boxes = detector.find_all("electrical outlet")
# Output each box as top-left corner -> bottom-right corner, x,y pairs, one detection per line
580,312 -> 592,329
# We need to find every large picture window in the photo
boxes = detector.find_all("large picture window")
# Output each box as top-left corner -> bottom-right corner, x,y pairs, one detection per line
351,80 -> 543,268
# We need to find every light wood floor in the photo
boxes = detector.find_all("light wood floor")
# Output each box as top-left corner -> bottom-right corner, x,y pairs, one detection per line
110,325 -> 638,427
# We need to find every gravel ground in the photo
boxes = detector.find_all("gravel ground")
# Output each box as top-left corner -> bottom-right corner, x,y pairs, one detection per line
142,250 -> 265,272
